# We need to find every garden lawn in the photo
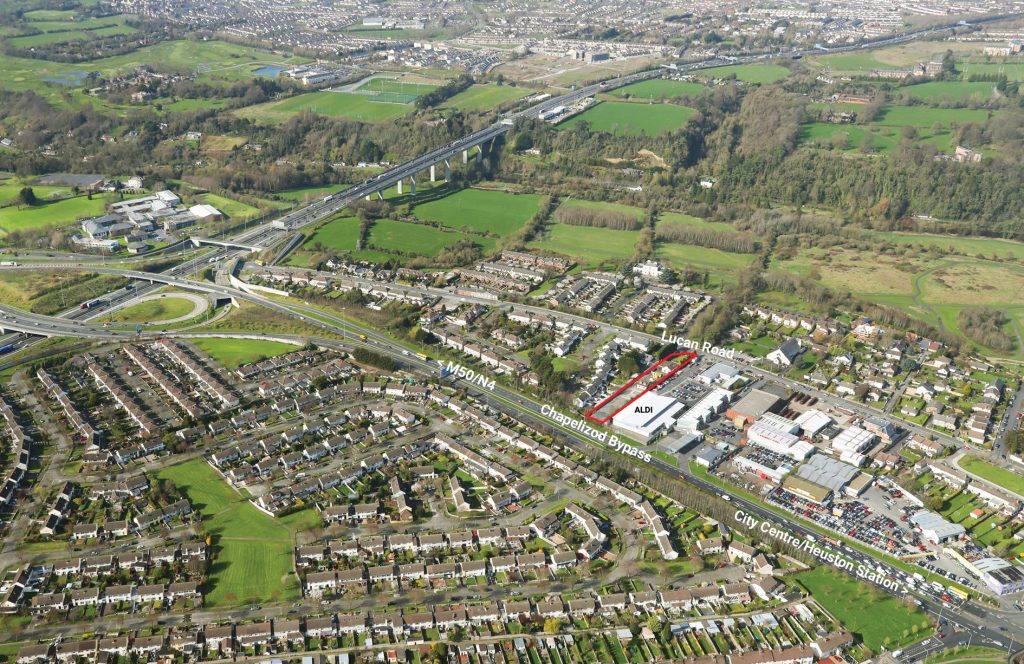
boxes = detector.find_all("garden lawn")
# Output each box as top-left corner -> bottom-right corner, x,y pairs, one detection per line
958,456 -> 1024,496
561,101 -> 695,136
190,338 -> 297,368
156,459 -> 301,607
413,188 -> 541,236
795,567 -> 931,652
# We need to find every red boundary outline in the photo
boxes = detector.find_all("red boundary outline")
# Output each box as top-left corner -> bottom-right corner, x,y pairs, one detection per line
584,351 -> 698,425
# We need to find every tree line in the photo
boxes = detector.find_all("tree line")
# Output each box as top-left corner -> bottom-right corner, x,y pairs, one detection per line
552,205 -> 640,230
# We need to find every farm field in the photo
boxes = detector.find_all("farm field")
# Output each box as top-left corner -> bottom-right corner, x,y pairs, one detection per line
155,459 -> 301,607
412,187 -> 542,236
439,84 -> 528,111
701,63 -> 790,83
0,195 -> 107,236
611,79 -> 707,99
236,91 -> 414,124
957,456 -> 1024,496
108,296 -> 198,323
529,224 -> 639,267
795,567 -> 931,652
561,101 -> 695,136
190,338 -> 297,368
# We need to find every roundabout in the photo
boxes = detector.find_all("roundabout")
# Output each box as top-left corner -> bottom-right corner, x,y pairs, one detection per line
102,291 -> 210,325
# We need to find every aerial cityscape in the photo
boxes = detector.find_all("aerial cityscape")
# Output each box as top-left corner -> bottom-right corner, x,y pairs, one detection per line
1,0 -> 1024,663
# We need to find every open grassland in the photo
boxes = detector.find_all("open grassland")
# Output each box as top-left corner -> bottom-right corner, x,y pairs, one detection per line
657,210 -> 736,233
0,270 -> 65,310
303,215 -> 361,252
0,196 -> 107,236
612,79 -> 707,99
701,63 -> 789,83
901,81 -> 996,102
655,243 -> 754,276
867,231 -> 1024,260
561,101 -> 695,136
958,456 -> 1024,496
412,187 -> 541,236
236,91 -> 414,124
190,337 -> 297,368
197,192 -> 261,220
529,224 -> 639,267
558,197 -> 645,221
922,262 -> 1024,306
0,180 -> 73,206
961,61 -> 1024,81
795,567 -> 931,652
108,296 -> 198,323
876,106 -> 991,128
439,84 -> 528,111
774,246 -> 918,297
812,41 -> 983,72
276,183 -> 351,203
800,122 -> 899,152
200,134 -> 247,153
155,459 -> 300,607
0,40 -> 308,106
369,218 -> 495,257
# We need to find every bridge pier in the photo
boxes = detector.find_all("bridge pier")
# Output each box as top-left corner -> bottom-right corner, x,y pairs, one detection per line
397,179 -> 403,195
477,145 -> 483,163
430,164 -> 436,182
444,159 -> 451,182
462,149 -> 469,164
376,191 -> 384,201
409,175 -> 416,196
365,194 -> 372,201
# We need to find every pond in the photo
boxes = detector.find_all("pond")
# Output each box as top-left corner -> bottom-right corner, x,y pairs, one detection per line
253,64 -> 286,77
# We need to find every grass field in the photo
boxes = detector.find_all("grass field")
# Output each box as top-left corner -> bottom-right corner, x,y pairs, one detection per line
611,79 -> 707,99
108,296 -> 198,323
413,188 -> 542,236
961,62 -> 1024,81
439,84 -> 528,111
190,337 -> 297,368
795,567 -> 931,652
901,81 -> 996,102
657,210 -> 738,233
0,39 -> 309,107
558,197 -> 645,222
0,196 -> 107,236
875,106 -> 992,128
237,91 -> 414,124
155,459 -> 300,607
369,217 -> 495,257
867,230 -> 1024,260
561,101 -> 695,136
0,180 -> 71,206
198,192 -> 261,220
958,456 -> 1024,497
276,183 -> 350,203
800,122 -> 899,152
655,242 -> 754,281
701,63 -> 790,83
529,224 -> 639,267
